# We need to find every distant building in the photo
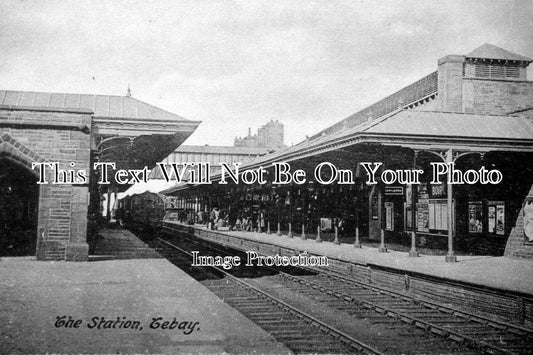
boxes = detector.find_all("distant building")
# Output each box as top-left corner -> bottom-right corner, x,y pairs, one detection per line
234,120 -> 284,149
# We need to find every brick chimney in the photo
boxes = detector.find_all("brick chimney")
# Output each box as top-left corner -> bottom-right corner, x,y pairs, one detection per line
437,55 -> 465,112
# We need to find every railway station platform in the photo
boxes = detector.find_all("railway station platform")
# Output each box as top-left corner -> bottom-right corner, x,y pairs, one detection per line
0,229 -> 290,354
169,223 -> 533,296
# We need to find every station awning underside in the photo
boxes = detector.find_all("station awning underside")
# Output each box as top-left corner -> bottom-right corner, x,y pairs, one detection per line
93,118 -> 199,172
161,109 -> 533,195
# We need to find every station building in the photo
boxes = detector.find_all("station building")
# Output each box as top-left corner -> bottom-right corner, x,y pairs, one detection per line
0,89 -> 199,260
164,44 -> 533,260
234,120 -> 285,149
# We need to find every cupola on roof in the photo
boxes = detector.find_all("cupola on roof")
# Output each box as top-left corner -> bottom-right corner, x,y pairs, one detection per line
466,43 -> 532,62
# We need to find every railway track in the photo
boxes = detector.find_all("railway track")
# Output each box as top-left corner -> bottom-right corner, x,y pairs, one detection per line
275,272 -> 533,354
155,229 -> 533,354
155,236 -> 382,354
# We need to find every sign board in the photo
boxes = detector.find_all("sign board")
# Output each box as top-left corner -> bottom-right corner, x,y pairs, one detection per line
385,187 -> 403,196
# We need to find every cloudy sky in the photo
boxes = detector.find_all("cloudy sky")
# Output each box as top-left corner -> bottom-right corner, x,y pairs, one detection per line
1,0 -> 532,146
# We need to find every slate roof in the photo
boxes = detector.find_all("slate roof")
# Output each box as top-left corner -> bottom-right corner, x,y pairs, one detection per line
226,109 -> 533,171
466,44 -> 532,62
0,90 -> 190,121
364,110 -> 533,140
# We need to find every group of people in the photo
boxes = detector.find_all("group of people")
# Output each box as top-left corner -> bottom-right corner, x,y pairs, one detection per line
201,207 -> 266,232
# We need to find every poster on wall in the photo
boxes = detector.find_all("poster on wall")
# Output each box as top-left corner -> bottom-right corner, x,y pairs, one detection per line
428,203 -> 435,229
416,203 -> 429,233
488,206 -> 496,234
468,202 -> 483,233
440,201 -> 448,230
418,184 -> 429,199
385,202 -> 394,231
496,205 -> 505,235
428,200 -> 448,231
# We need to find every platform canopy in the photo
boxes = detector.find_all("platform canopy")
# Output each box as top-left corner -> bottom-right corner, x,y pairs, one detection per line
160,108 -> 533,196
0,90 -> 201,174
232,109 -> 533,168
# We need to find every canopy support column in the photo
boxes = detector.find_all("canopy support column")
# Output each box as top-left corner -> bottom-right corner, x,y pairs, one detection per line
409,151 -> 419,257
445,148 -> 457,262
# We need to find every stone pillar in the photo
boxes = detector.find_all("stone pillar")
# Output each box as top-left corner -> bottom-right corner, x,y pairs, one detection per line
66,185 -> 90,261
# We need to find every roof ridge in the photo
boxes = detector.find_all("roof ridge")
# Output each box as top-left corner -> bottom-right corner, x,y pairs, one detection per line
0,89 -> 131,98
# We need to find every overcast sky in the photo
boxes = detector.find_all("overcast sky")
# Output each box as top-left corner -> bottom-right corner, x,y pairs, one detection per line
1,0 -> 532,146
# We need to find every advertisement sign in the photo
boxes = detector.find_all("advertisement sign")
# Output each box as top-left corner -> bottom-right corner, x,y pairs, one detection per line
385,202 -> 394,231
496,205 -> 505,235
488,201 -> 504,235
468,202 -> 483,233
416,203 -> 429,233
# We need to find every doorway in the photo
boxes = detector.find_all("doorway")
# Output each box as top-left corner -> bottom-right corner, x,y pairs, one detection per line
0,158 -> 39,256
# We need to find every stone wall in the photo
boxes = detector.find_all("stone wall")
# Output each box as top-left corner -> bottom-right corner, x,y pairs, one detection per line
463,78 -> 533,115
0,106 -> 92,260
505,184 -> 533,258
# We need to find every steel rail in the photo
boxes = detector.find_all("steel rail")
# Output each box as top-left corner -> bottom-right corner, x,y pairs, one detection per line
307,267 -> 533,337
278,272 -> 514,355
157,236 -> 384,355
165,225 -> 533,338
161,228 -> 532,354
